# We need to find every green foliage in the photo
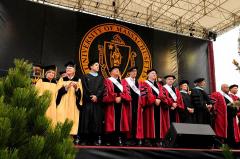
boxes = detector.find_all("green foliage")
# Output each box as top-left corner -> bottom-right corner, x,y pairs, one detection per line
221,144 -> 234,159
0,117 -> 11,148
0,59 -> 75,159
0,149 -> 18,159
3,59 -> 32,103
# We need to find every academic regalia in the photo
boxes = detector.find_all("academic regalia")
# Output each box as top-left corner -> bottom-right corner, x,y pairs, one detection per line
229,93 -> 240,146
56,76 -> 83,135
229,93 -> 240,119
35,78 -> 57,126
163,85 -> 185,123
136,80 -> 169,140
229,93 -> 240,137
102,78 -> 132,133
31,64 -> 44,85
229,93 -> 240,101
180,90 -> 195,123
121,77 -> 140,140
223,94 -> 240,147
79,73 -> 104,136
191,87 -> 212,125
210,92 -> 227,139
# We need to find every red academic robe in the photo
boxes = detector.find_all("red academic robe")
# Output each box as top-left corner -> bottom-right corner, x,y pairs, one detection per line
102,78 -> 132,133
229,94 -> 239,101
210,92 -> 227,138
230,94 -> 240,119
229,94 -> 240,116
162,86 -> 185,123
136,81 -> 169,139
229,94 -> 240,142
121,79 -> 136,137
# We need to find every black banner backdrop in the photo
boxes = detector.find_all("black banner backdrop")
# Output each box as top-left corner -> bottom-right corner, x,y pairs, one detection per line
0,0 -> 211,92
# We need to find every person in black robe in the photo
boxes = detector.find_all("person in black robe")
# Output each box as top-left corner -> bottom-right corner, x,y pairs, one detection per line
191,78 -> 213,125
179,80 -> 195,123
78,60 -> 104,145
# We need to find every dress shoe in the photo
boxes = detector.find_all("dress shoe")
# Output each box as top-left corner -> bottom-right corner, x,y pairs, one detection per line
125,139 -> 136,146
105,142 -> 111,146
79,141 -> 88,146
137,140 -> 143,146
73,137 -> 80,145
144,140 -> 153,147
116,136 -> 124,146
93,136 -> 102,146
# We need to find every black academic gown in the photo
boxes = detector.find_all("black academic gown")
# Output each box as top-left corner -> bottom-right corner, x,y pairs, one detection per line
180,91 -> 195,123
79,73 -> 104,135
191,87 -> 212,125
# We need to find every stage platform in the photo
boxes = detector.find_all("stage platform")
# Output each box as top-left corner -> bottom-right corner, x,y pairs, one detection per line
75,145 -> 240,159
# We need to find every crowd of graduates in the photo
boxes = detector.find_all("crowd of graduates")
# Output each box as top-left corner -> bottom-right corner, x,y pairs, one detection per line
34,60 -> 240,148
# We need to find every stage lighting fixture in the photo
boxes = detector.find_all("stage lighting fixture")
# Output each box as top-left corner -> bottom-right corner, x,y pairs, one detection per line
208,31 -> 217,41
95,2 -> 99,8
189,25 -> 195,37
112,1 -> 116,7
189,27 -> 195,32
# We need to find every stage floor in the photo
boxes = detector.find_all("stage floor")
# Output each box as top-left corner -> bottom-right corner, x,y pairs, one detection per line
75,145 -> 240,159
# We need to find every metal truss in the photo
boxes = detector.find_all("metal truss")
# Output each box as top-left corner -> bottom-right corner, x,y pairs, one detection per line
28,0 -> 240,40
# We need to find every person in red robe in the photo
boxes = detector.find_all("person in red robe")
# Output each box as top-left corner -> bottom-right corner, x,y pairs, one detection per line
210,84 -> 228,142
121,66 -> 141,146
228,84 -> 240,148
220,84 -> 240,148
229,84 -> 240,131
102,66 -> 131,145
162,75 -> 185,123
229,84 -> 240,101
136,69 -> 169,146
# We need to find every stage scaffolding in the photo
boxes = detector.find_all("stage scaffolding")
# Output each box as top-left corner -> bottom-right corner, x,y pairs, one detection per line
28,0 -> 240,40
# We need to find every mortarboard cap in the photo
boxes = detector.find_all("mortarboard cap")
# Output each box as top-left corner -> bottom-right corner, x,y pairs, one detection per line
33,63 -> 43,68
64,61 -> 75,68
128,66 -> 138,72
179,80 -> 189,86
147,69 -> 157,75
44,65 -> 56,72
109,66 -> 120,72
88,60 -> 99,69
229,84 -> 238,90
164,75 -> 176,79
194,78 -> 205,83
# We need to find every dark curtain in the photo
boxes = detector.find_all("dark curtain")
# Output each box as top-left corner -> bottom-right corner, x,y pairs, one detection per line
207,41 -> 216,92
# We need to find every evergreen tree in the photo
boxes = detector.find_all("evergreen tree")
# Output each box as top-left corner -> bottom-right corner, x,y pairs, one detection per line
0,59 -> 75,159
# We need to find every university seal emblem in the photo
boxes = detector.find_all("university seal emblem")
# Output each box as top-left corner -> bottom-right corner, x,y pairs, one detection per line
79,23 -> 152,80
